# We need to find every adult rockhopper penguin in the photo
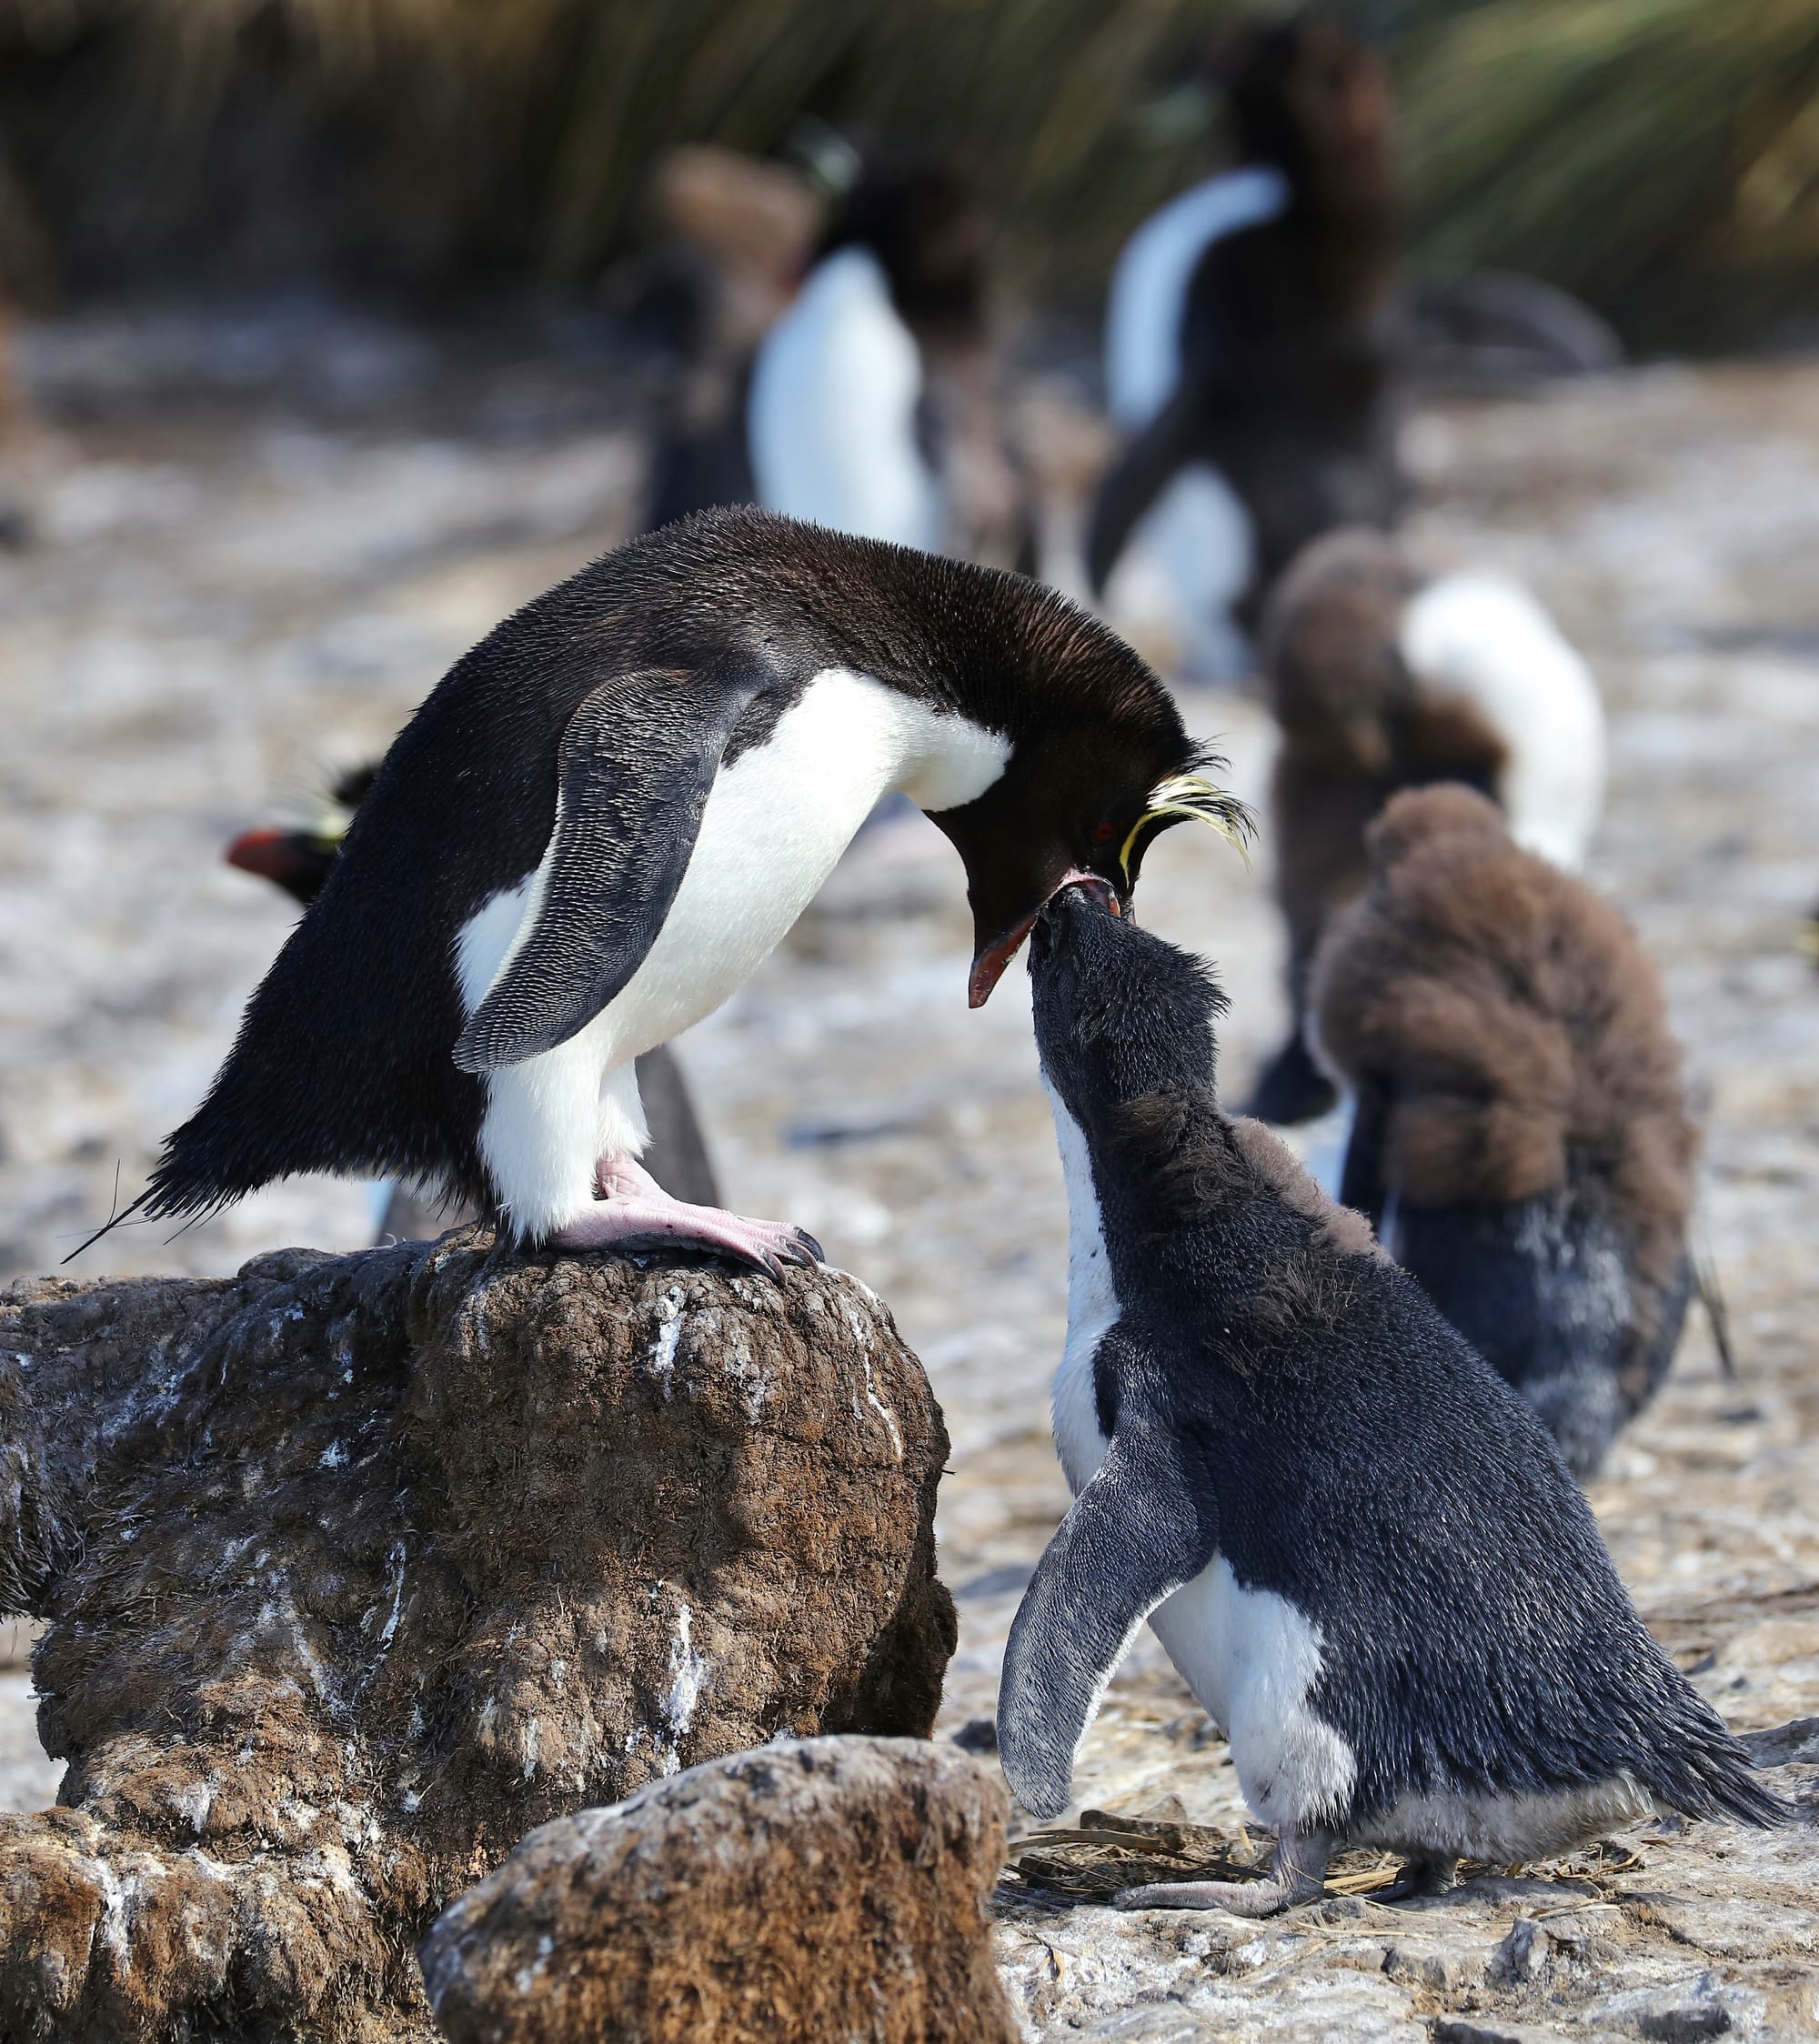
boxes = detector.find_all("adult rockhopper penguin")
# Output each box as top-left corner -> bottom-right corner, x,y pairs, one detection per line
998,883 -> 1784,1909
84,509 -> 1242,1268
223,764 -> 720,1225
747,155 -> 1032,570
1088,14 -> 1406,643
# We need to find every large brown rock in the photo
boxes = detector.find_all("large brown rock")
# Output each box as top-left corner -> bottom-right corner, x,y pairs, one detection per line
0,1231 -> 955,2042
420,1735 -> 1020,2044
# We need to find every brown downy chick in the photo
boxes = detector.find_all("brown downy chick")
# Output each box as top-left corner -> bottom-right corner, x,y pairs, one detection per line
1311,784 -> 1696,1478
1251,527 -> 1604,1122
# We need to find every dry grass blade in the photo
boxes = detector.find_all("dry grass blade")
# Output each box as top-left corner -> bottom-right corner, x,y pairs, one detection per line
1005,1805 -> 1262,1899
1323,1856 -> 1402,1895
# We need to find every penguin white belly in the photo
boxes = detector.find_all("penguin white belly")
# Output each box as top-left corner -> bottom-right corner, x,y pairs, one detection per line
1147,1565 -> 1358,1832
1358,1776 -> 1655,1864
457,670 -> 1009,1239
1105,467 -> 1254,680
748,246 -> 942,551
1046,1078 -> 1359,1833
1400,573 -> 1605,871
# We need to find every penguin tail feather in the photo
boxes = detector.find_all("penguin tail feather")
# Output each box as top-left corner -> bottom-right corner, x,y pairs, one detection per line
60,1186 -> 154,1266
1655,1731 -> 1796,1830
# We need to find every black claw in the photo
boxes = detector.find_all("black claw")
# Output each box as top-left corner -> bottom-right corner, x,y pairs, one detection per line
794,1230 -> 826,1263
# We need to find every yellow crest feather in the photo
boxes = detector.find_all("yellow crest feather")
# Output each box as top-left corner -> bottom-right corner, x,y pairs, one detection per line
1120,773 -> 1255,882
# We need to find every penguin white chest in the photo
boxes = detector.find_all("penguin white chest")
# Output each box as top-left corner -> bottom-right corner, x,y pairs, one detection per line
456,670 -> 1009,1241
599,670 -> 1009,1058
1043,1083 -> 1357,1832
1044,1083 -> 1118,1497
749,247 -> 941,551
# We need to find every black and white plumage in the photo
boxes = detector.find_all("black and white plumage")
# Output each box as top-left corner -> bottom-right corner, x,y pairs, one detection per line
96,510 -> 1228,1267
1311,786 -> 1698,1480
747,161 -> 1031,567
1089,17 -> 1405,655
222,764 -> 720,1225
998,883 -> 1784,1910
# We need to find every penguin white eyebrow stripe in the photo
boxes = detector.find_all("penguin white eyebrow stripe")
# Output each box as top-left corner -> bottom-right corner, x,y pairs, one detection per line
997,1412 -> 1219,1822
454,662 -> 771,1073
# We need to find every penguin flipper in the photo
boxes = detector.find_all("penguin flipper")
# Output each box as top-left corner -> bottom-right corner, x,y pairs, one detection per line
454,665 -> 769,1072
1086,388 -> 1200,596
998,1415 -> 1218,1820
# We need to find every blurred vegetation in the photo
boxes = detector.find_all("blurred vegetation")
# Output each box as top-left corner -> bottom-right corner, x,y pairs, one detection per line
2,0 -> 1817,351
1399,0 -> 1819,351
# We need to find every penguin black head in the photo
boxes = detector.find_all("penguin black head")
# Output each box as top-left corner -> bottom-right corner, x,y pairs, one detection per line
223,763 -> 377,908
1220,13 -> 1392,203
816,157 -> 990,340
1029,882 -> 1226,1137
937,732 -> 1251,1009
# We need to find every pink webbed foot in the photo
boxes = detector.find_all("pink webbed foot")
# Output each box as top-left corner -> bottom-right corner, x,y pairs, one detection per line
548,1157 -> 824,1279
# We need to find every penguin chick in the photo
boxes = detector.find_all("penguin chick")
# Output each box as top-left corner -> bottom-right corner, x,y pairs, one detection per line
223,765 -> 719,1219
1250,526 -> 1604,1123
1311,785 -> 1697,1478
1090,14 -> 1405,648
999,882 -> 1784,1911
89,509 -> 1243,1269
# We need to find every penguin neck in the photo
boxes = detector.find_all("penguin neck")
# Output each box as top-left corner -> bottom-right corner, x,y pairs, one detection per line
1061,1070 -> 1274,1311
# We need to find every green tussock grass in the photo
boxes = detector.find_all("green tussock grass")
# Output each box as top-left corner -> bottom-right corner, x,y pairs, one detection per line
2,0 -> 1816,345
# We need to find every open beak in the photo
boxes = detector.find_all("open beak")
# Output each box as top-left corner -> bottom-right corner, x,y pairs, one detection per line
968,869 -> 1122,1008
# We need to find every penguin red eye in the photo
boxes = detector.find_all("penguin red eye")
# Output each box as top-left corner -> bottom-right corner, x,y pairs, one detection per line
1090,821 -> 1117,846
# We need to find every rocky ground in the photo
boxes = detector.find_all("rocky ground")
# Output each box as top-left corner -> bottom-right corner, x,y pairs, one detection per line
0,311 -> 1816,2036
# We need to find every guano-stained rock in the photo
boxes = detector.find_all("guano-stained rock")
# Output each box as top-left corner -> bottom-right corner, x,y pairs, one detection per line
420,1735 -> 1020,2044
0,1231 -> 956,2041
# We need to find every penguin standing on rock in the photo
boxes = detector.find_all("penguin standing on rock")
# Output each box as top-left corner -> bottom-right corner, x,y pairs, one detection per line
1311,786 -> 1699,1478
78,509 -> 1243,1268
223,764 -> 720,1228
1251,526 -> 1604,1124
998,883 -> 1784,1909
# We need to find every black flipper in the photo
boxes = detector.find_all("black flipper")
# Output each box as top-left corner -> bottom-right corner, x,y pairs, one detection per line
998,1412 -> 1219,1820
454,663 -> 771,1073
1086,387 -> 1201,597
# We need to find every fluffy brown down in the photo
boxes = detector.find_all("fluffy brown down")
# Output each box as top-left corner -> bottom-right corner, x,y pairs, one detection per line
1311,785 -> 1697,1290
1261,529 -> 1511,1005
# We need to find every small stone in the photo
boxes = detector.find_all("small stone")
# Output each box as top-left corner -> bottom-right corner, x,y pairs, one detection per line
1382,1937 -> 1489,1991
1432,2021 -> 1568,2044
1494,1916 -> 1550,1985
1638,2008 -> 1731,2042
1737,1715 -> 1819,1767
419,1736 -> 1020,2044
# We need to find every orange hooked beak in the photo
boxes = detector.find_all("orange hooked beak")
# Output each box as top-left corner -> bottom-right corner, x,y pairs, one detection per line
968,870 -> 1121,1008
